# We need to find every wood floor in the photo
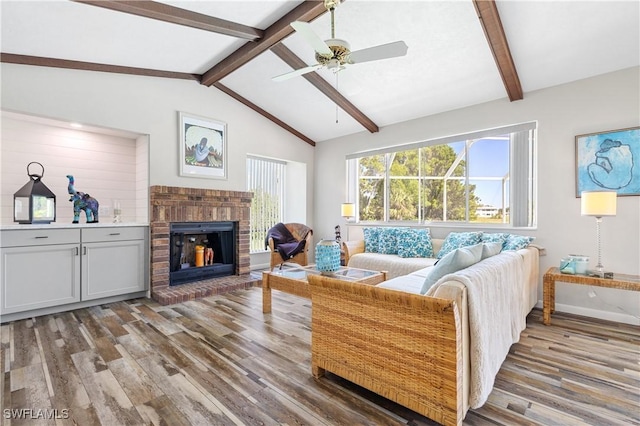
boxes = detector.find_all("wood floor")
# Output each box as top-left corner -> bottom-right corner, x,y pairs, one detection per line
1,287 -> 639,426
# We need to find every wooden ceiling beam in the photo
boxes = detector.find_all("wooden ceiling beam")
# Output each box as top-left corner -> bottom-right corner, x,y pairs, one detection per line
270,43 -> 379,134
473,0 -> 523,101
200,1 -> 328,86
213,83 -> 316,146
0,53 -> 200,81
72,0 -> 263,40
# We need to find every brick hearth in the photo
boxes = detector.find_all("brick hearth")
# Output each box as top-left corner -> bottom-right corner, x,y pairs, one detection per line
150,186 -> 257,305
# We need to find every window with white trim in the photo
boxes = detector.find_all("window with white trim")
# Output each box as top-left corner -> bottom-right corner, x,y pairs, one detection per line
247,156 -> 286,253
347,122 -> 537,227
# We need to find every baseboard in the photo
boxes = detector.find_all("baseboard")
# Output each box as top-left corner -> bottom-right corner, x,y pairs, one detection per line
535,300 -> 640,326
251,262 -> 270,271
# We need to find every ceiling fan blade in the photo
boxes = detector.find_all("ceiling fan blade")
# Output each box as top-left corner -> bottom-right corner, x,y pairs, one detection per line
290,21 -> 333,57
272,64 -> 323,82
348,41 -> 408,64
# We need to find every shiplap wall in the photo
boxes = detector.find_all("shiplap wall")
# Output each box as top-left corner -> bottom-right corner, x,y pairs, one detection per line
1,114 -> 148,224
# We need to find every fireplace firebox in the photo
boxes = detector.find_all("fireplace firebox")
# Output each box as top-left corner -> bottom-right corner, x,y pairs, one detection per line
170,221 -> 236,286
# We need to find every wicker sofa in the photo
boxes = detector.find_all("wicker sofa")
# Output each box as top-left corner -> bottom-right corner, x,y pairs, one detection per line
308,239 -> 541,426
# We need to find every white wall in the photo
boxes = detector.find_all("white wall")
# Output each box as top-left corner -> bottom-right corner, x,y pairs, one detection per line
1,63 -> 315,265
315,67 -> 640,325
1,113 -> 145,224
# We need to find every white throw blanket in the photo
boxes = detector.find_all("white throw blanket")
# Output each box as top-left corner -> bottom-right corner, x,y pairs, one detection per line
426,251 -> 526,408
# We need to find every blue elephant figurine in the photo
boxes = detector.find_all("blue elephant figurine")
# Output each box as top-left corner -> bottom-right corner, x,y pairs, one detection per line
66,175 -> 99,223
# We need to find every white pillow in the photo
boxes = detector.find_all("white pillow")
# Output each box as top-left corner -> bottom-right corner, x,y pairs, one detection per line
420,243 -> 483,294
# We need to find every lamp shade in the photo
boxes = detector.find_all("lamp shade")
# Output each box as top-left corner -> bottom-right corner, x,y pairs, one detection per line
341,202 -> 355,218
581,191 -> 617,217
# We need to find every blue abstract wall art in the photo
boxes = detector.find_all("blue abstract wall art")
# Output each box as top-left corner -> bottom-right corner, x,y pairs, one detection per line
575,127 -> 639,197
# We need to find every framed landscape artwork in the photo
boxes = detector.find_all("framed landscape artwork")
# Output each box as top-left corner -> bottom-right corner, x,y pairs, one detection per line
179,112 -> 227,179
575,126 -> 640,197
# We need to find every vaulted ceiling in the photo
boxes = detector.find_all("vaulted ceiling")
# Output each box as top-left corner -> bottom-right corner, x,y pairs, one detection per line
1,1 -> 639,145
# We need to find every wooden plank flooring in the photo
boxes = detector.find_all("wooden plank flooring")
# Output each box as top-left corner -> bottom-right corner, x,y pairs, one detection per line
1,287 -> 639,425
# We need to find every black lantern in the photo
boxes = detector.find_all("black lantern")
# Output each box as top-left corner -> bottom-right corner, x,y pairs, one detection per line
13,162 -> 56,224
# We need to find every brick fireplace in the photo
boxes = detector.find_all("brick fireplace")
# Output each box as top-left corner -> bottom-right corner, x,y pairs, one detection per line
150,186 -> 258,305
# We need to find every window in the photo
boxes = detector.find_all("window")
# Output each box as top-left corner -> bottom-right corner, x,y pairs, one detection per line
349,122 -> 536,227
247,156 -> 286,253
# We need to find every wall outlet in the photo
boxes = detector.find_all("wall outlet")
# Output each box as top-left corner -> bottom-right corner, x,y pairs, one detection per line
588,290 -> 597,298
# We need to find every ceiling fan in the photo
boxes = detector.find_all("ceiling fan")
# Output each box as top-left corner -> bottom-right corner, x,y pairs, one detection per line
272,0 -> 408,82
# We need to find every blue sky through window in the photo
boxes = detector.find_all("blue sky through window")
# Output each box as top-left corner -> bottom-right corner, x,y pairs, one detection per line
450,137 -> 510,207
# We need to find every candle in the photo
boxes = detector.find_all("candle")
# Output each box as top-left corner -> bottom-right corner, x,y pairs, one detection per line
195,245 -> 204,267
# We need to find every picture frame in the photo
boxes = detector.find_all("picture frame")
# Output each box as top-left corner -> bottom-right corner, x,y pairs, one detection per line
575,126 -> 639,197
179,112 -> 227,180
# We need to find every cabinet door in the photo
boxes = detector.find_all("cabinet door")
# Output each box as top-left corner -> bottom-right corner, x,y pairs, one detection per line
1,244 -> 81,314
81,240 -> 146,301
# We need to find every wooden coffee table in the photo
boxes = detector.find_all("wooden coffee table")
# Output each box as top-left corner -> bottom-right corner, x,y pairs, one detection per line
262,264 -> 386,313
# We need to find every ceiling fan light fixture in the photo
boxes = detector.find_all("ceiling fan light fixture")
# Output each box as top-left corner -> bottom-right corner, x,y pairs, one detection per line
273,3 -> 407,82
327,58 -> 341,70
326,38 -> 350,51
316,38 -> 351,66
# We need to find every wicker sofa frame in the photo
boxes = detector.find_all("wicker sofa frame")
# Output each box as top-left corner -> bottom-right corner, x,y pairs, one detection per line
309,239 -> 541,426
308,275 -> 463,425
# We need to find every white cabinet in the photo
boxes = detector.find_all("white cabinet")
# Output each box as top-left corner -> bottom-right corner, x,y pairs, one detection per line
1,226 -> 148,320
1,229 -> 81,314
81,227 -> 146,300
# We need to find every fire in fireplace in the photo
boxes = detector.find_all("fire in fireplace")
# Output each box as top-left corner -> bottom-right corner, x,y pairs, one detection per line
170,221 -> 236,286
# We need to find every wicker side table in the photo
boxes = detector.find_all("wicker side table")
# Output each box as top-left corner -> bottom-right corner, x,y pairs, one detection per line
543,266 -> 640,325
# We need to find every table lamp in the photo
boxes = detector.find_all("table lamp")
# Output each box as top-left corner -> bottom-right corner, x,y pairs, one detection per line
340,202 -> 355,241
581,190 -> 617,277
341,202 -> 355,220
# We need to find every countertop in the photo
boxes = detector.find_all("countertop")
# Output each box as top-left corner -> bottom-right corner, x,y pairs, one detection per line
0,222 -> 148,231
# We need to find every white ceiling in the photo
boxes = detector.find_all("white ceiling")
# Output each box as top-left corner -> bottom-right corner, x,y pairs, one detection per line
1,1 -> 639,143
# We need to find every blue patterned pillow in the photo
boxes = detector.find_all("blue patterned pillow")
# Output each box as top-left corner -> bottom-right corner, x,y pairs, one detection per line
363,227 -> 380,253
503,234 -> 534,251
481,233 -> 509,247
397,228 -> 434,258
378,227 -> 407,255
437,231 -> 483,259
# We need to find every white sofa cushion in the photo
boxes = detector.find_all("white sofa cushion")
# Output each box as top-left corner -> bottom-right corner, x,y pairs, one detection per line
376,266 -> 435,294
348,253 -> 437,279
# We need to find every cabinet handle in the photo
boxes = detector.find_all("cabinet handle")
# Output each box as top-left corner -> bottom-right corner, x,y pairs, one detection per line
35,236 -> 49,239
83,246 -> 87,255
109,233 -> 121,236
75,247 -> 79,256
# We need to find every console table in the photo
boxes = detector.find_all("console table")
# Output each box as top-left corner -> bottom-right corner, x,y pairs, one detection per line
543,266 -> 640,325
